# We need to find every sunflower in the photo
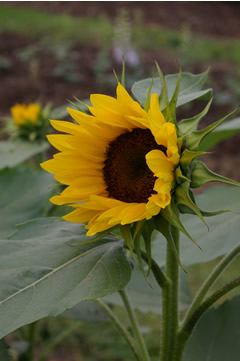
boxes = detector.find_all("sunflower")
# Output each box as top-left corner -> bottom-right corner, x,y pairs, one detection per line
11,103 -> 40,127
41,83 -> 180,236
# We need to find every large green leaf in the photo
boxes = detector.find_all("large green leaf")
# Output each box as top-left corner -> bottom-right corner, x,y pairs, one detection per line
0,217 -> 130,338
0,168 -> 54,239
200,116 -> 240,150
152,186 -> 240,266
104,266 -> 192,315
0,140 -> 49,170
183,297 -> 240,361
131,71 -> 212,108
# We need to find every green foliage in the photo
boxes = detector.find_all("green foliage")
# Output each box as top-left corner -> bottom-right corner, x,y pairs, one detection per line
183,297 -> 240,361
0,140 -> 49,170
152,186 -> 240,267
104,266 -> 192,315
0,168 -> 54,238
0,217 -> 131,338
131,71 -> 212,109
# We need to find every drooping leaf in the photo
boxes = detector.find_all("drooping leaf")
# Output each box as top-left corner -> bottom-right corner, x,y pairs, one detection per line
0,140 -> 49,170
183,297 -> 240,361
0,217 -> 131,338
132,71 -> 212,109
152,186 -> 240,267
0,168 -> 54,238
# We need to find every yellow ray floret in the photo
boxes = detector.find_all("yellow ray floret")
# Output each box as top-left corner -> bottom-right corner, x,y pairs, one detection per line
41,83 -> 180,236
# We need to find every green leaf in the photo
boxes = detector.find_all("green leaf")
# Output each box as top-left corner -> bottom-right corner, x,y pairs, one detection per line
132,71 -> 212,109
0,217 -> 131,338
104,264 -> 192,315
200,116 -> 240,150
183,297 -> 240,361
0,140 -> 49,170
0,340 -> 10,361
152,186 -> 240,267
191,160 -> 240,188
0,168 -> 54,238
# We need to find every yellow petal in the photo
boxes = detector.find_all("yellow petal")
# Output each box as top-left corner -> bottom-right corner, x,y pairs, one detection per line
146,150 -> 174,181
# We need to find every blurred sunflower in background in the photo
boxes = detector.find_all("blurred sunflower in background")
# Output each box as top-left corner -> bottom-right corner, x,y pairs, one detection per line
2,102 -> 52,142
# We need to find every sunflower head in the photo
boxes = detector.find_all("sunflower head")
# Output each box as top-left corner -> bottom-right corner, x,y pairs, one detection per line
41,68 -> 240,266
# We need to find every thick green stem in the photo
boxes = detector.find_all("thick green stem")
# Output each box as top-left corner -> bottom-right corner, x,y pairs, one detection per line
119,289 -> 151,361
182,245 -> 240,325
160,227 -> 180,361
176,277 -> 240,360
95,298 -> 142,361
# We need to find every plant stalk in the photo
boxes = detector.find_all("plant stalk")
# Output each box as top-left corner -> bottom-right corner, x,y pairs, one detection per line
95,298 -> 143,361
160,226 -> 180,361
182,245 -> 240,325
119,289 -> 151,361
176,277 -> 240,360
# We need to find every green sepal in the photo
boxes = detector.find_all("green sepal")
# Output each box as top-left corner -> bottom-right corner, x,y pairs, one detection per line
121,60 -> 126,88
191,160 -> 240,188
180,149 -> 209,172
134,233 -> 150,284
178,98 -> 213,135
175,181 -> 208,229
177,135 -> 185,152
168,69 -> 182,123
120,224 -> 136,262
155,62 -> 173,124
155,216 -> 186,271
161,198 -> 201,249
141,219 -> 155,275
185,108 -> 237,150
113,68 -> 120,84
144,78 -> 154,111
72,96 -> 91,112
175,166 -> 191,183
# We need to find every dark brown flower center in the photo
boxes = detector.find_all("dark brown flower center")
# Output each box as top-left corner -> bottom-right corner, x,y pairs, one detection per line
103,128 -> 166,203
